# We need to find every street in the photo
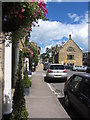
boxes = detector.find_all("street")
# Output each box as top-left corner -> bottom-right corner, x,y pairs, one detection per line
25,64 -> 88,119
43,68 -> 86,119
43,69 -> 85,98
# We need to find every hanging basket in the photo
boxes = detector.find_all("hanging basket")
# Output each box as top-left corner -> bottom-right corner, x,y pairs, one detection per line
19,48 -> 33,58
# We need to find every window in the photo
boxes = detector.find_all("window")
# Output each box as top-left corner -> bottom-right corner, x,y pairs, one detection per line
80,78 -> 90,98
67,55 -> 74,60
38,50 -> 40,54
69,76 -> 83,90
50,65 -> 64,70
67,47 -> 74,52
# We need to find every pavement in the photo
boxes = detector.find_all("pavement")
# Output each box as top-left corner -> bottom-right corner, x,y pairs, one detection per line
25,64 -> 70,119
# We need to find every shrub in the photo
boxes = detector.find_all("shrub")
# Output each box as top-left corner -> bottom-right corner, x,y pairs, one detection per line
10,56 -> 28,120
20,105 -> 28,120
23,70 -> 32,88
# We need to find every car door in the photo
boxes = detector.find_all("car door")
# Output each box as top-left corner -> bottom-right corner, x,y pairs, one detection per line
67,75 -> 83,112
79,78 -> 90,118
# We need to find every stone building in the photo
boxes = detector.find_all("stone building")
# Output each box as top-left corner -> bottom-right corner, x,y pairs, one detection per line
87,52 -> 90,66
83,51 -> 90,66
55,34 -> 82,66
30,41 -> 41,64
83,51 -> 88,65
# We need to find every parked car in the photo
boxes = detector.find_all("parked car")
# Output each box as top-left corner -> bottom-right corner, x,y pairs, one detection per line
64,65 -> 73,70
72,65 -> 87,72
43,62 -> 50,70
46,64 -> 67,81
64,73 -> 90,119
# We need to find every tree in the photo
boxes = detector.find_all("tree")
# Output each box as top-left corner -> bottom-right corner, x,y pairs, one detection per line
41,53 -> 47,63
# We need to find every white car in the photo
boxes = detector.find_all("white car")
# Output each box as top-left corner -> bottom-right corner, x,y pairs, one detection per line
72,65 -> 87,72
46,64 -> 67,81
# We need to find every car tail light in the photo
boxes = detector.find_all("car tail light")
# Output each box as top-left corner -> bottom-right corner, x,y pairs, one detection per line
63,70 -> 67,73
47,70 -> 53,73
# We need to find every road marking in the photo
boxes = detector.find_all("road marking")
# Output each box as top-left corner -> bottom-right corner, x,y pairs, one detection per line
47,83 -> 55,93
47,83 -> 64,98
57,94 -> 64,98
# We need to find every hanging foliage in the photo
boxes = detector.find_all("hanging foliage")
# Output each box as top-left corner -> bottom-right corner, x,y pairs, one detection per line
2,2 -> 47,32
19,47 -> 33,58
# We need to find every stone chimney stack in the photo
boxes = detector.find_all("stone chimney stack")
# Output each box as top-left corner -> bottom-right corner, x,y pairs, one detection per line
69,34 -> 71,40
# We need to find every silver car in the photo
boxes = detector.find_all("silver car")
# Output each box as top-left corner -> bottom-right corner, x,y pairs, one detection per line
46,64 -> 67,81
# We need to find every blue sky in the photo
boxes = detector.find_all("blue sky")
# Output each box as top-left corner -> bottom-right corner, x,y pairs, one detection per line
30,2 -> 88,53
46,2 -> 88,23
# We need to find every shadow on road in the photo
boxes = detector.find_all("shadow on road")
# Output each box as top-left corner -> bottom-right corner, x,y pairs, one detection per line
44,77 -> 66,83
58,97 -> 83,120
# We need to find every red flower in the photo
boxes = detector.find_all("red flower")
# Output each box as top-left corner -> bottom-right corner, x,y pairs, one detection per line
44,9 -> 47,17
30,28 -> 32,31
43,3 -> 46,8
21,8 -> 25,13
37,9 -> 41,15
45,9 -> 47,14
39,2 -> 43,9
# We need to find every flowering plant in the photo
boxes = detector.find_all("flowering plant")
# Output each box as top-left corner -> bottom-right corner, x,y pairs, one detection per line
2,2 -> 47,32
20,48 -> 33,58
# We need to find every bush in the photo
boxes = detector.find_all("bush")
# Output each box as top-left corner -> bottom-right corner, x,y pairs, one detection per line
23,78 -> 32,88
20,105 -> 28,120
10,56 -> 28,120
23,70 -> 32,88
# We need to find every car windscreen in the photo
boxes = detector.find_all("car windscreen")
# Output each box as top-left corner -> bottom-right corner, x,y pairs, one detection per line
50,65 -> 65,70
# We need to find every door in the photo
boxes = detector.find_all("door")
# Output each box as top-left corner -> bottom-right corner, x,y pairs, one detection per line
79,78 -> 90,118
67,76 -> 83,113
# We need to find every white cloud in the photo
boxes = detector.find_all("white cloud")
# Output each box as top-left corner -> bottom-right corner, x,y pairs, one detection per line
30,12 -> 88,53
67,13 -> 83,22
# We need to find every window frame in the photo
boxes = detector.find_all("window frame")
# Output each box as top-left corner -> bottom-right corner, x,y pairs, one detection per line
67,47 -> 75,52
67,55 -> 74,60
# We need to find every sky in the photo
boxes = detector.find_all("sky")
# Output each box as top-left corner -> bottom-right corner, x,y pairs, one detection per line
30,1 -> 89,53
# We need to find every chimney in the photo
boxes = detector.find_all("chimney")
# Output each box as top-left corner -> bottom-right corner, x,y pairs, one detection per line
69,34 -> 71,40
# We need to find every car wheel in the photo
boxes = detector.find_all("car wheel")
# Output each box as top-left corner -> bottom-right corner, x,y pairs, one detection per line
64,94 -> 70,108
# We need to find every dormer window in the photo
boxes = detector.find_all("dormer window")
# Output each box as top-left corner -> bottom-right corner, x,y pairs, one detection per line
67,47 -> 74,52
